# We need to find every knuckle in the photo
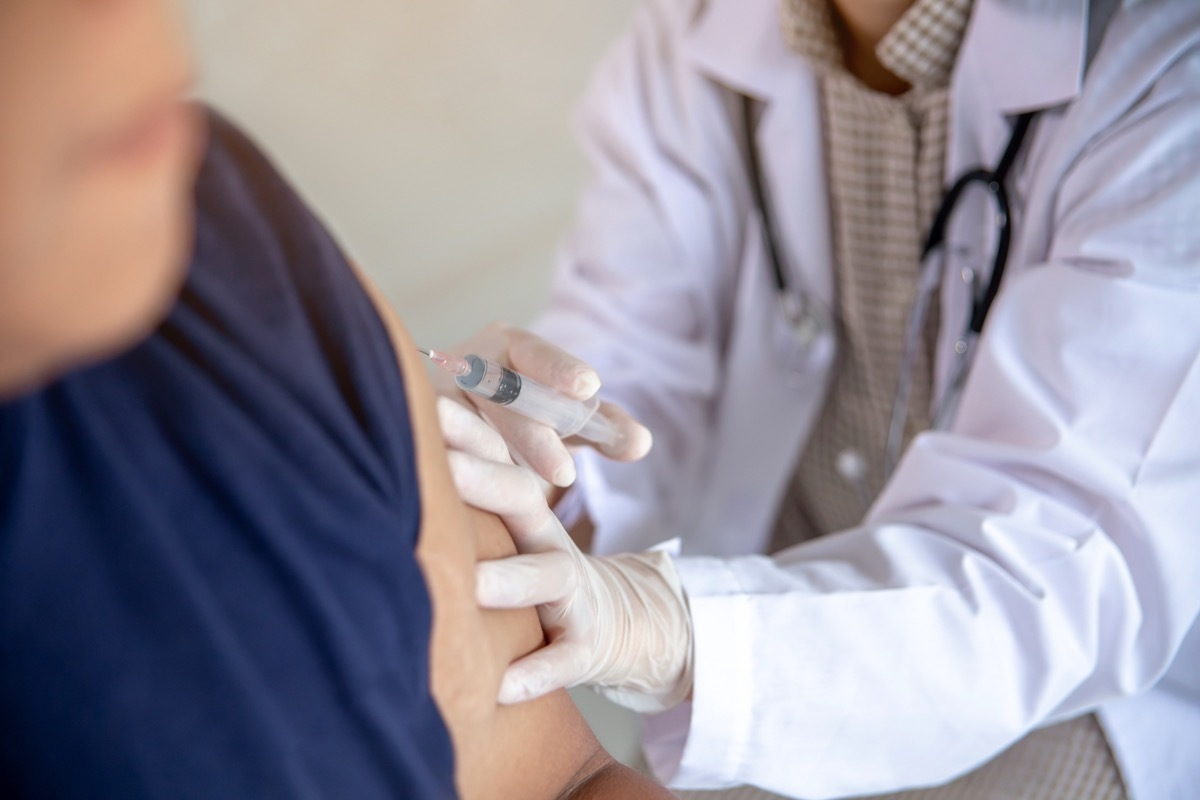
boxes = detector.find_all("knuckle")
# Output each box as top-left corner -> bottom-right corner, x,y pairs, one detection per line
517,468 -> 545,506
483,320 -> 511,341
542,556 -> 573,599
526,423 -> 562,454
480,429 -> 511,463
562,559 -> 581,593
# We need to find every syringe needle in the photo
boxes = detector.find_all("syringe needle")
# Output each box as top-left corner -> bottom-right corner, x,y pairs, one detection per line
417,347 -> 472,377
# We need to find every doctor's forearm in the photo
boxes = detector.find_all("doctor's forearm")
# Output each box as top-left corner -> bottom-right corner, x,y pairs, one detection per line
673,503 -> 1158,796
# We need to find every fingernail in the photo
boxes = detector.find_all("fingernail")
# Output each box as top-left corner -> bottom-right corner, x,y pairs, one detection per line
497,675 -> 530,705
551,460 -> 577,488
631,423 -> 653,459
475,564 -> 498,606
570,369 -> 600,398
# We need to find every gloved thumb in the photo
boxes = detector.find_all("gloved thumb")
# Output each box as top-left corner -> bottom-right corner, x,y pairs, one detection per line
497,638 -> 592,704
475,551 -> 578,609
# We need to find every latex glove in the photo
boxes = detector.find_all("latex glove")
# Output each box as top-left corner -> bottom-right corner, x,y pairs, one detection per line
430,323 -> 652,488
438,398 -> 693,712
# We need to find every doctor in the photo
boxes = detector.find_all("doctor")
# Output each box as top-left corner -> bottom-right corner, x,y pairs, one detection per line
438,0 -> 1200,797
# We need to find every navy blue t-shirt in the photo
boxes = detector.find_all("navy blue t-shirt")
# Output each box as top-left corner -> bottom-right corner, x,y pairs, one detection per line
0,114 -> 456,799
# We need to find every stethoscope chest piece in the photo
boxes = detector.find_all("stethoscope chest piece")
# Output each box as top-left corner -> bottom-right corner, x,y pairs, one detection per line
771,291 -> 836,383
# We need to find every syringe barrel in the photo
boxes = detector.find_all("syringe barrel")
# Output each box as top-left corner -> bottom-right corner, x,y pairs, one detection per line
455,354 -> 620,447
455,355 -> 523,405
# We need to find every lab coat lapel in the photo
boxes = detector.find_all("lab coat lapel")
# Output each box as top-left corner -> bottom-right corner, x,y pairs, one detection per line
936,0 -> 1090,403
970,0 -> 1089,116
682,0 -> 792,101
676,0 -> 836,555
684,0 -> 836,310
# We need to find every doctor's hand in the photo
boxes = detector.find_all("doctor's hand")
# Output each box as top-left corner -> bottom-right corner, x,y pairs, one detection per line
438,398 -> 692,712
432,323 -> 652,488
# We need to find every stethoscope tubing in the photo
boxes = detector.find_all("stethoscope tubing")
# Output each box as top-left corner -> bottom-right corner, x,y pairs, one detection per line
744,96 -> 1037,485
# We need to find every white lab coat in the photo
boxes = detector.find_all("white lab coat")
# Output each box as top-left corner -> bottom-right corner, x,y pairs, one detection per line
536,0 -> 1200,797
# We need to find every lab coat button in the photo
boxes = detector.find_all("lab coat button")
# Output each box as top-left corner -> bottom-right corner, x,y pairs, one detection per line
960,267 -> 975,285
955,338 -> 969,355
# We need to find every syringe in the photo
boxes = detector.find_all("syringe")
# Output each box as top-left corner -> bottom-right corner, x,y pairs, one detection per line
420,349 -> 624,449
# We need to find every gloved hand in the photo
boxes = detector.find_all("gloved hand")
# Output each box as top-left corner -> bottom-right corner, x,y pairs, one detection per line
431,323 -> 652,488
438,398 -> 693,713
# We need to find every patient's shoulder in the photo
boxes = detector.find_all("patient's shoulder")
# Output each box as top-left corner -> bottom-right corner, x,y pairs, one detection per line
359,274 -> 611,800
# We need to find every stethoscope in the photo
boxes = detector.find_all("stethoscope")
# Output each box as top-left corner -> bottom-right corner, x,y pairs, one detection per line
744,95 -> 1038,485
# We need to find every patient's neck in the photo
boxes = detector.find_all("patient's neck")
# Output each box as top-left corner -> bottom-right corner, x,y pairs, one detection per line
829,0 -> 918,95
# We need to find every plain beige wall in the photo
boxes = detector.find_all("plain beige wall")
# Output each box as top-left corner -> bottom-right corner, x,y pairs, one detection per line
186,0 -> 636,348
185,0 -> 645,765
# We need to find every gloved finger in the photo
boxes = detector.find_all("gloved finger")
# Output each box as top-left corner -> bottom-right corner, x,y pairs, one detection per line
445,450 -> 566,548
475,551 -> 578,609
497,638 -> 593,704
436,396 -> 512,465
474,401 -> 576,487
506,328 -> 601,400
445,449 -> 546,523
564,400 -> 653,462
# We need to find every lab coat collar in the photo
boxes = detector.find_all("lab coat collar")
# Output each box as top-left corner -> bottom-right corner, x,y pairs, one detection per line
683,0 -> 799,102
964,0 -> 1090,114
683,0 -> 1090,113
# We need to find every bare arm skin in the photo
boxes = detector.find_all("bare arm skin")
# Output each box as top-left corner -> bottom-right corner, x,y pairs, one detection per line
356,270 -> 673,800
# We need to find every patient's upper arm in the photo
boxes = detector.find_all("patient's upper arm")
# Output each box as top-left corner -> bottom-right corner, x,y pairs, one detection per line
356,271 -> 671,800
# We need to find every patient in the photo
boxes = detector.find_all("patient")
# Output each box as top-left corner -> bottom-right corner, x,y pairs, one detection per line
0,2 -> 670,798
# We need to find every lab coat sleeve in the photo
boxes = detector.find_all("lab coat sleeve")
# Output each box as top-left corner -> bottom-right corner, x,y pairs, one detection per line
533,0 -> 748,553
668,42 -> 1200,799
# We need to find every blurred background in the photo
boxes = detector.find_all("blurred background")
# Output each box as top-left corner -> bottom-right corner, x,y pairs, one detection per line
186,0 -> 643,766
186,0 -> 635,347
